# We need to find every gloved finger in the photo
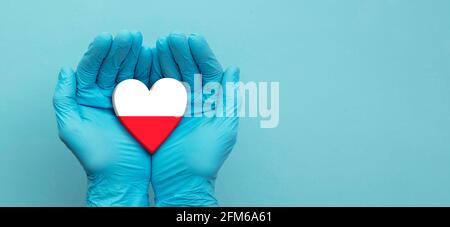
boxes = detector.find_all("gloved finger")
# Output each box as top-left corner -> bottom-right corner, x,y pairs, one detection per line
218,67 -> 240,119
188,34 -> 224,84
53,67 -> 81,129
97,30 -> 133,89
168,32 -> 199,87
117,31 -> 143,83
156,37 -> 182,81
149,47 -> 163,87
134,46 -> 152,86
76,33 -> 112,89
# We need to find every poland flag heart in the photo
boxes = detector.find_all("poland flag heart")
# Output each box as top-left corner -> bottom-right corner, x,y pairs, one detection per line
113,78 -> 187,154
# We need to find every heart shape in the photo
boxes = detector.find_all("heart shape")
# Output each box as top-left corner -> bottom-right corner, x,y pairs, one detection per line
113,78 -> 187,154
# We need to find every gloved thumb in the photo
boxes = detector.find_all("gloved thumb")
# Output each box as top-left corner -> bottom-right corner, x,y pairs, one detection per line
219,66 -> 241,119
53,67 -> 80,129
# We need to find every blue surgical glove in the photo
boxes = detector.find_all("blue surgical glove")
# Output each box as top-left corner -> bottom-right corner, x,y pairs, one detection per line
150,33 -> 240,206
53,30 -> 154,207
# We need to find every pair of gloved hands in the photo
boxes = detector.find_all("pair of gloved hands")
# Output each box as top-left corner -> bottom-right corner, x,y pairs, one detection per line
53,30 -> 240,207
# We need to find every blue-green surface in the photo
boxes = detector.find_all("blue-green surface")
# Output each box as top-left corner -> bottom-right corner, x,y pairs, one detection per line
1,0 -> 450,206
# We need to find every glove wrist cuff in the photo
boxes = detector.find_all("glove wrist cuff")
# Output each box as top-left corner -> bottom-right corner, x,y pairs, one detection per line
155,190 -> 218,207
86,177 -> 149,207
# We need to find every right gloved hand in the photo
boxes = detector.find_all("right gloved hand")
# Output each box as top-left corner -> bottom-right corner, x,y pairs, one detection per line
150,33 -> 241,207
53,30 -> 154,207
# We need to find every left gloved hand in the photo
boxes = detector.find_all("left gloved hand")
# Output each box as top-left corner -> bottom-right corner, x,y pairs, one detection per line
53,31 -> 154,206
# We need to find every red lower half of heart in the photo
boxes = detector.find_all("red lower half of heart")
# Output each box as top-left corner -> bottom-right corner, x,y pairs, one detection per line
118,116 -> 182,154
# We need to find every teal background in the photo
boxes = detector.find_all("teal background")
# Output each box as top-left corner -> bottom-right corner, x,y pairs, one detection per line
1,0 -> 450,206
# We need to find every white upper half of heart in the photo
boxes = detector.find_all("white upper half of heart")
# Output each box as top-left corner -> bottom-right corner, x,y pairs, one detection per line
113,78 -> 187,117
